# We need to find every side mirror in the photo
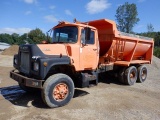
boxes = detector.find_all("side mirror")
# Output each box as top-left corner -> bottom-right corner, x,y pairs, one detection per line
46,30 -> 49,41
81,30 -> 86,45
46,29 -> 52,43
85,27 -> 91,41
81,37 -> 86,45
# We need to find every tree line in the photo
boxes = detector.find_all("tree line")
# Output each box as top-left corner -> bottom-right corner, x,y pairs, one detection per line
0,28 -> 46,45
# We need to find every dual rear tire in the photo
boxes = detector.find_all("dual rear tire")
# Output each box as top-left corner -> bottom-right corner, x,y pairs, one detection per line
137,65 -> 147,83
118,65 -> 147,85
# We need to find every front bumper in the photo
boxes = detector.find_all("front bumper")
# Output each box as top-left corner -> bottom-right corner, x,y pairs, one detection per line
10,70 -> 44,89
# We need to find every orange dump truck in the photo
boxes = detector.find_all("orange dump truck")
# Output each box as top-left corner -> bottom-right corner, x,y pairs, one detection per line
10,19 -> 154,108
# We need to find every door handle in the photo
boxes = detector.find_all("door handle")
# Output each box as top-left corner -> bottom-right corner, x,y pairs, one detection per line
93,49 -> 97,51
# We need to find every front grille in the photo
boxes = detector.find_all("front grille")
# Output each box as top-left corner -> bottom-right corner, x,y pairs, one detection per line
20,52 -> 30,74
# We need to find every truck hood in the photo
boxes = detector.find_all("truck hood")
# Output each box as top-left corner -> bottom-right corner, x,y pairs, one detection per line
37,44 -> 68,56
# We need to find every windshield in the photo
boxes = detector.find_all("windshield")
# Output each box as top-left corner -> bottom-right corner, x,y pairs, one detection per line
52,26 -> 78,43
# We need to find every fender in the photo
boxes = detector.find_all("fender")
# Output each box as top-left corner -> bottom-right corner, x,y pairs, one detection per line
38,56 -> 71,79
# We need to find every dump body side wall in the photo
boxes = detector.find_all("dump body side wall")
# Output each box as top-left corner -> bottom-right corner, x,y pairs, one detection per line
88,19 -> 154,66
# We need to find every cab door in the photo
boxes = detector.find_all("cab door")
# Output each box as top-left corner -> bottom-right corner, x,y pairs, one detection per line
80,28 -> 99,70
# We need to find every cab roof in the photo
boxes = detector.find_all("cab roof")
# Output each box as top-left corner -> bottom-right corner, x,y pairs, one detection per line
54,21 -> 97,30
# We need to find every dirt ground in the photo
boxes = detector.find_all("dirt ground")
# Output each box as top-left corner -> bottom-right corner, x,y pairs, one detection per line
0,54 -> 160,120
1,45 -> 19,56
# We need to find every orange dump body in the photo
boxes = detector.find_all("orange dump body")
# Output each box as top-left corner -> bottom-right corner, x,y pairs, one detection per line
88,19 -> 154,66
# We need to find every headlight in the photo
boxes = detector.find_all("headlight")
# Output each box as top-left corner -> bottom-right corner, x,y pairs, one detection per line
14,58 -> 18,65
33,62 -> 39,71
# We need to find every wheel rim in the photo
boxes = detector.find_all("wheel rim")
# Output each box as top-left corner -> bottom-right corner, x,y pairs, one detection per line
141,68 -> 147,80
53,83 -> 69,102
130,71 -> 136,81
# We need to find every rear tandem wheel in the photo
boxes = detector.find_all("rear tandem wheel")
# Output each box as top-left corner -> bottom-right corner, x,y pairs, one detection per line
137,65 -> 148,83
118,66 -> 138,86
124,66 -> 138,85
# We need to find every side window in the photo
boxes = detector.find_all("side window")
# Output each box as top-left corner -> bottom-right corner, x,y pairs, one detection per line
81,29 -> 95,44
86,31 -> 95,44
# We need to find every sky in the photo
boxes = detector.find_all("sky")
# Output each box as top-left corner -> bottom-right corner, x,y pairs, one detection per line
0,0 -> 160,35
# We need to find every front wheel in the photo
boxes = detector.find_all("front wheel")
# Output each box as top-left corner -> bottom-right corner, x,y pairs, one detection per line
41,73 -> 74,108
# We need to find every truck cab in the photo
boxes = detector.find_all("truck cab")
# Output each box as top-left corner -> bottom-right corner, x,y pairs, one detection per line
50,21 -> 99,70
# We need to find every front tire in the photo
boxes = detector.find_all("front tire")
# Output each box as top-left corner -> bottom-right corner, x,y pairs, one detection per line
41,73 -> 74,108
